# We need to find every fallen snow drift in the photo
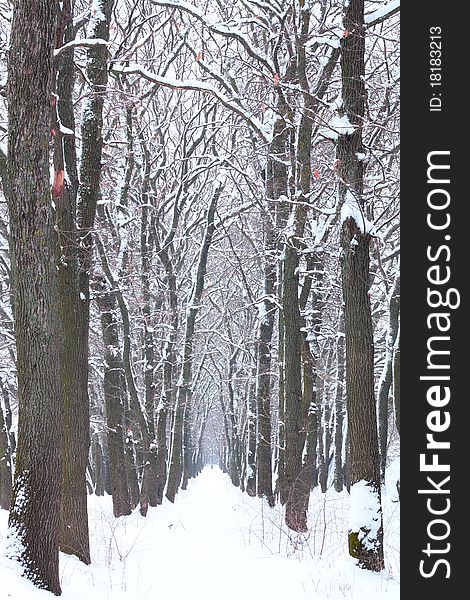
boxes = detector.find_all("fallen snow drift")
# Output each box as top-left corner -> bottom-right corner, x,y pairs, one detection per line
0,466 -> 399,599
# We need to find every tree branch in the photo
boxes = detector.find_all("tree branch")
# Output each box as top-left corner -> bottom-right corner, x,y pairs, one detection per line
54,37 -> 110,59
365,0 -> 400,28
111,63 -> 272,143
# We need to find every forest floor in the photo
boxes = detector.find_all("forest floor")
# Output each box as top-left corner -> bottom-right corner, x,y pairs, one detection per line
0,463 -> 400,599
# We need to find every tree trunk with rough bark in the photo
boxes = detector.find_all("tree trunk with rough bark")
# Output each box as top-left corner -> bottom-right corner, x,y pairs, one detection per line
282,32 -> 314,529
393,330 -> 400,436
378,272 -> 400,480
0,393 -> 12,510
299,253 -> 323,494
138,144 -> 158,511
91,434 -> 105,496
1,381 -> 15,459
155,249 -> 178,504
54,0 -> 91,565
124,423 -> 140,509
280,3 -> 336,524
258,113 -> 288,507
283,241 -> 309,532
277,299 -> 286,505
96,278 -> 132,517
337,0 -> 384,571
226,344 -> 242,488
246,358 -> 257,497
255,216 -> 275,504
6,1 -> 63,592
95,233 -> 151,515
334,317 -> 346,493
318,344 -> 334,493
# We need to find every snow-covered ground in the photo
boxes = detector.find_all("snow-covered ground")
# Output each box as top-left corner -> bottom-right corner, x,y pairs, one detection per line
0,465 -> 399,599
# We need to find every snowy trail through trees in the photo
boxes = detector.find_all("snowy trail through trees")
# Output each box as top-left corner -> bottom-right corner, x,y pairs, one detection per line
1,466 -> 399,599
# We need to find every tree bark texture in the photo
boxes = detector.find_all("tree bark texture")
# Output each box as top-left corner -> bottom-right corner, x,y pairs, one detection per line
55,0 -> 90,564
393,331 -> 400,436
245,358 -> 257,497
0,392 -> 12,510
155,245 -> 178,504
255,209 -> 275,505
138,140 -> 158,512
334,317 -> 346,493
337,0 -> 384,571
96,278 -> 132,517
257,113 -> 288,506
91,434 -> 105,496
378,272 -> 400,479
226,343 -> 242,488
283,243 -> 309,532
6,1 -> 63,592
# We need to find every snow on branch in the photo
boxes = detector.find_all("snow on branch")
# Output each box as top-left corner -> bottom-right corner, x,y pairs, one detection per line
54,38 -> 111,59
150,0 -> 275,74
340,190 -> 379,237
306,35 -> 340,51
111,63 -> 272,143
242,0 -> 284,20
365,0 -> 400,27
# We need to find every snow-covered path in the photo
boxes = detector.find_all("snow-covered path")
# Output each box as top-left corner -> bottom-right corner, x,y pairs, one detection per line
1,466 -> 399,600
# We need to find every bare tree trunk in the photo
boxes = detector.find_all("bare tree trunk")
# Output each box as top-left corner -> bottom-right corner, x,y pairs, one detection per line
257,113 -> 288,507
0,389 -> 12,510
246,358 -> 257,496
155,346 -> 172,504
219,396 -> 233,478
277,297 -> 286,504
344,427 -> 351,493
283,241 -> 309,531
318,344 -> 334,493
155,249 -> 178,504
337,0 -> 384,570
91,434 -> 105,497
95,234 -> 151,515
378,272 -> 400,480
6,1 -> 63,592
60,0 -> 115,563
324,404 -> 333,490
95,278 -> 132,517
317,381 -> 325,493
281,4 -> 335,525
282,58 -> 315,529
334,317 -> 346,493
255,227 -> 275,504
1,380 -> 16,458
195,405 -> 210,476
139,141 -> 158,510
181,405 -> 192,490
299,253 -> 323,493
393,328 -> 400,436
54,0 -> 90,565
124,422 -> 140,509
226,344 -> 242,487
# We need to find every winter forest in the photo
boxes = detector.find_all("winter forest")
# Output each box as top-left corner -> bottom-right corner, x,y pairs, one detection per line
0,0 -> 400,598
